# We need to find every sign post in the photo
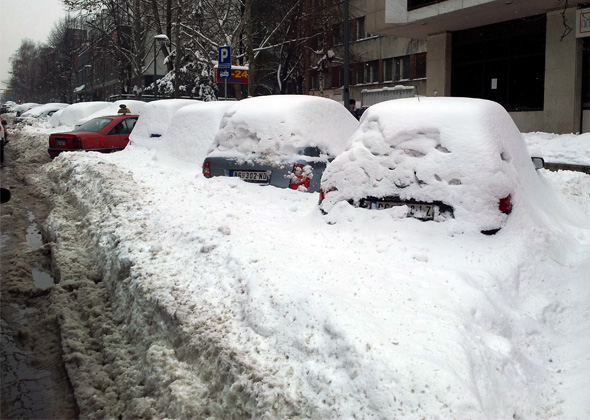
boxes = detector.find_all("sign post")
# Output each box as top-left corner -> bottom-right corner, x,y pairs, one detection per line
218,46 -> 231,99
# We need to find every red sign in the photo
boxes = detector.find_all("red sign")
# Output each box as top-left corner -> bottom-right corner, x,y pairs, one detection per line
215,68 -> 248,84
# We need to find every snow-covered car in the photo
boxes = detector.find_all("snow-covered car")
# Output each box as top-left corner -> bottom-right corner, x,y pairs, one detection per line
319,97 -> 545,234
48,114 -> 138,159
13,102 -> 40,116
202,95 -> 359,193
14,103 -> 69,123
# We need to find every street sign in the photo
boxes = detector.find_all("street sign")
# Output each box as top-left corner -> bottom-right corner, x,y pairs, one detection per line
218,46 -> 231,82
215,67 -> 248,84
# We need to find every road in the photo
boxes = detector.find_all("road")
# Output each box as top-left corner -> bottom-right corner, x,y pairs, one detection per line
0,119 -> 78,419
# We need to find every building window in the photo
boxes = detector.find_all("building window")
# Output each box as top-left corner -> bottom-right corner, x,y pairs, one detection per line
330,67 -> 342,88
451,15 -> 546,111
311,72 -> 320,90
365,60 -> 379,83
394,56 -> 410,81
407,0 -> 447,11
355,17 -> 366,41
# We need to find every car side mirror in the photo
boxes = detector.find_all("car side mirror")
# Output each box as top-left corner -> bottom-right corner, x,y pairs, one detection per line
531,156 -> 544,170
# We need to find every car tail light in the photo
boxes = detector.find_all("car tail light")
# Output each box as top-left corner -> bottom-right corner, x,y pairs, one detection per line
203,161 -> 211,178
288,164 -> 311,190
499,195 -> 512,214
319,186 -> 337,204
72,136 -> 83,149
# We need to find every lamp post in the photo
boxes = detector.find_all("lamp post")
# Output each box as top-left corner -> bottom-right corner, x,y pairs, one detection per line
153,34 -> 170,100
85,64 -> 92,101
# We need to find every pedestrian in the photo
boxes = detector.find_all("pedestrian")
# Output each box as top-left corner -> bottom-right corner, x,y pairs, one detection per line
117,104 -> 131,114
0,117 -> 8,166
348,98 -> 360,120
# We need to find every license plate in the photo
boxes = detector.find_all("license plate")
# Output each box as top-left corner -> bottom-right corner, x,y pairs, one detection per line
56,139 -> 67,146
230,170 -> 271,183
367,201 -> 437,220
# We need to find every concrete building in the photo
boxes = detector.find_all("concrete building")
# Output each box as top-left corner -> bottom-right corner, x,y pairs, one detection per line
305,0 -> 428,108
365,0 -> 590,134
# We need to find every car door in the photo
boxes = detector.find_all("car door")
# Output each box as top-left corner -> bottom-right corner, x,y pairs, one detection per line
105,117 -> 137,151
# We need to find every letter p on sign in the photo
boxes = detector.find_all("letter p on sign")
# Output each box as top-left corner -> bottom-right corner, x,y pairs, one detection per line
219,46 -> 231,68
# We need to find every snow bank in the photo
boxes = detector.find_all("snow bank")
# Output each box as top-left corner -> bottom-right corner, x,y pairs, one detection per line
524,132 -> 590,165
10,105 -> 587,419
208,95 -> 359,161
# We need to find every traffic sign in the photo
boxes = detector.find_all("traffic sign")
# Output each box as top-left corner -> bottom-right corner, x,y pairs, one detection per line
215,67 -> 248,84
218,46 -> 231,70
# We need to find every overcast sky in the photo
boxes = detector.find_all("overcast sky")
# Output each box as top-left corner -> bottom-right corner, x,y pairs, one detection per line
0,0 -> 68,91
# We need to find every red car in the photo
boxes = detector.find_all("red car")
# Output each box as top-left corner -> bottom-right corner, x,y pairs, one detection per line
48,114 -> 138,159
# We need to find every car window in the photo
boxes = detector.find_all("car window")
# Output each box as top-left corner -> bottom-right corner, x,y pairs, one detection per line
76,118 -> 113,133
301,146 -> 321,157
108,117 -> 137,135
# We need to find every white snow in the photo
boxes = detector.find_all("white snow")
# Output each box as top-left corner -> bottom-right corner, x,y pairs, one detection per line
14,97 -> 590,418
207,95 -> 359,161
19,102 -> 68,118
320,97 -> 550,233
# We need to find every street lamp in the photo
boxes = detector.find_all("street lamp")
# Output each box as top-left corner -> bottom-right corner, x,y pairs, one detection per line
85,64 -> 92,101
153,34 -> 170,100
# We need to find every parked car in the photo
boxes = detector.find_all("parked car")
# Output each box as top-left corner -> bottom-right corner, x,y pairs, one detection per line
14,103 -> 69,123
48,114 -> 138,159
13,103 -> 40,116
202,95 -> 359,193
319,97 -> 545,234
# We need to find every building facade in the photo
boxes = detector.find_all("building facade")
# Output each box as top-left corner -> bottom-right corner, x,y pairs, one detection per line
365,0 -> 590,134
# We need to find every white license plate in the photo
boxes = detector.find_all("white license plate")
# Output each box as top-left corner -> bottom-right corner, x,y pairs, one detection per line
371,201 -> 436,220
230,170 -> 270,182
56,139 -> 67,146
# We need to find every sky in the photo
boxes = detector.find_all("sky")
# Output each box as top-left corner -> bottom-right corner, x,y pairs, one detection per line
0,0 -> 68,90
9,97 -> 590,418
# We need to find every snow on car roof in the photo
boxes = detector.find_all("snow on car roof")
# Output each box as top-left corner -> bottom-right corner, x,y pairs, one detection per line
75,100 -> 147,125
208,95 -> 359,160
21,103 -> 69,118
50,101 -> 111,128
320,97 -> 541,232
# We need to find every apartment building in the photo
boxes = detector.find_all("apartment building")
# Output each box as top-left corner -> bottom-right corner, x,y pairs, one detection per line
365,0 -> 589,134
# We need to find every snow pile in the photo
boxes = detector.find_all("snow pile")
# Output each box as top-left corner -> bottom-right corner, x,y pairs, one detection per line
523,132 -> 590,165
208,95 -> 359,162
9,102 -> 588,419
320,97 -> 543,232
129,99 -> 201,148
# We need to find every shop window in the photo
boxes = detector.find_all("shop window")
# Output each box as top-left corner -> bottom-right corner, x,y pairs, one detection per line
451,15 -> 546,111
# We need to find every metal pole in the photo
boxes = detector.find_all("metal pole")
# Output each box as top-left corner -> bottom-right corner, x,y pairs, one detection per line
343,0 -> 350,109
154,39 -> 157,100
225,80 -> 227,100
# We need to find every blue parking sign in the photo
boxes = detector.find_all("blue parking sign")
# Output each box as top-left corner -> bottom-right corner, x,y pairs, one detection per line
218,46 -> 231,69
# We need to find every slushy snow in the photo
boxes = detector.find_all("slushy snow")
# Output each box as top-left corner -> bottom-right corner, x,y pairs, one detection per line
10,98 -> 590,419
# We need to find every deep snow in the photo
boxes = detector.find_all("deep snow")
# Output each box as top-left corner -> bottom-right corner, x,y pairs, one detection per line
8,100 -> 590,418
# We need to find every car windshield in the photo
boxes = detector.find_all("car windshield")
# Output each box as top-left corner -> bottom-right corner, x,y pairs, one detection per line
76,117 -> 113,133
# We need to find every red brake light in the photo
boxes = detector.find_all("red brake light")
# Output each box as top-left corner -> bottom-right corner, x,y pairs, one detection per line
319,186 -> 337,204
499,195 -> 512,214
288,164 -> 311,190
72,136 -> 83,149
203,161 -> 211,178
